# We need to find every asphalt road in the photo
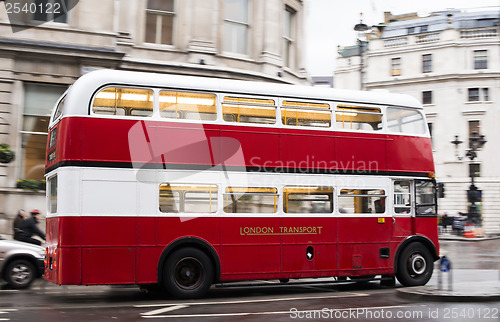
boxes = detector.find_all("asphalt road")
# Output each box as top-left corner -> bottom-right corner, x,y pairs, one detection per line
0,239 -> 498,321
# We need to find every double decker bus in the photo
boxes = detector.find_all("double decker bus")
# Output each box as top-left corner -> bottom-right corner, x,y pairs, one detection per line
44,70 -> 438,298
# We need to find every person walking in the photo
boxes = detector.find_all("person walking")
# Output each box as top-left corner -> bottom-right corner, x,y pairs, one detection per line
18,209 -> 45,246
12,209 -> 26,241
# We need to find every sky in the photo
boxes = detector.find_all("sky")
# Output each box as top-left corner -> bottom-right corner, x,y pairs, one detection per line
305,0 -> 499,76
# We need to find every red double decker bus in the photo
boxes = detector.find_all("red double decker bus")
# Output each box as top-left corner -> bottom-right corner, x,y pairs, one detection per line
44,70 -> 438,298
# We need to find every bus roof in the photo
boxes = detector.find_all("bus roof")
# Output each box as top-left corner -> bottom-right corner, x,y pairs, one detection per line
59,69 -> 422,120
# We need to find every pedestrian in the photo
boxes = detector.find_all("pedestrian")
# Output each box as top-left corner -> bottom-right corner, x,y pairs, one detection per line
12,209 -> 26,241
17,209 -> 45,246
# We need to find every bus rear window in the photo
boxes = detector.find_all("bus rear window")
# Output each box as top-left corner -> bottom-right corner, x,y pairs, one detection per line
92,87 -> 154,117
336,105 -> 382,131
160,91 -> 216,121
387,107 -> 426,135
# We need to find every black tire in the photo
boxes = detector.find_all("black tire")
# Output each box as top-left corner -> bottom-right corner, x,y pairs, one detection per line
163,247 -> 213,299
4,259 -> 36,289
396,242 -> 433,286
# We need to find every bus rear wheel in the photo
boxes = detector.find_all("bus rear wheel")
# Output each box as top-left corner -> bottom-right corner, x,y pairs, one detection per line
163,247 -> 213,299
396,242 -> 433,286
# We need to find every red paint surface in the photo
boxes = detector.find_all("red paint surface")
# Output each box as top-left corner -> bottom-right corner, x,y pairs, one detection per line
45,216 -> 438,285
46,117 -> 435,174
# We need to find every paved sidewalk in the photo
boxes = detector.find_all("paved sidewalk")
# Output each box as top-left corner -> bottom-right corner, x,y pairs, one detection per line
397,269 -> 500,301
439,234 -> 500,242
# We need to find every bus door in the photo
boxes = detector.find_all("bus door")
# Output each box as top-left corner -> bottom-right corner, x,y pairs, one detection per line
392,180 -> 414,238
280,186 -> 336,278
337,188 -> 391,275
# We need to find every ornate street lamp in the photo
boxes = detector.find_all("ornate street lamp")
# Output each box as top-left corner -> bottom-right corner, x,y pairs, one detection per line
451,131 -> 487,225
354,13 -> 369,90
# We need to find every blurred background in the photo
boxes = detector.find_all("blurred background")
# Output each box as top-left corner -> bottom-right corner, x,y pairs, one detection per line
0,0 -> 498,237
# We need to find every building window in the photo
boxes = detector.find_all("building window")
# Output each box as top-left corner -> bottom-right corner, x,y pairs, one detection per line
33,0 -> 69,23
468,88 -> 480,102
468,88 -> 489,102
145,0 -> 175,45
283,6 -> 296,68
391,57 -> 401,76
422,91 -> 432,105
422,54 -> 432,73
223,0 -> 249,55
468,120 -> 481,148
483,88 -> 489,101
474,50 -> 487,69
21,83 -> 67,180
420,25 -> 428,33
469,163 -> 480,178
468,120 -> 483,148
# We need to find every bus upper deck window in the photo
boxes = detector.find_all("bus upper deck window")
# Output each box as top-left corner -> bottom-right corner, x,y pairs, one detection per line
387,107 -> 426,135
336,105 -> 382,131
281,101 -> 331,128
53,95 -> 66,121
223,96 -> 276,124
160,91 -> 216,121
92,87 -> 153,117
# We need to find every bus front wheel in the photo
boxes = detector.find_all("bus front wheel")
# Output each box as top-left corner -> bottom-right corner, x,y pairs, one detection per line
163,247 -> 213,299
396,242 -> 433,286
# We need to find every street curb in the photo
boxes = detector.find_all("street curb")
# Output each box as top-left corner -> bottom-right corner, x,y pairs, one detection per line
396,286 -> 500,302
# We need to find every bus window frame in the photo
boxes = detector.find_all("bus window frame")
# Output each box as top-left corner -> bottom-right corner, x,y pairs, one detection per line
414,179 -> 437,217
222,95 -> 277,125
386,107 -> 428,136
159,89 -> 218,122
90,85 -> 156,119
223,186 -> 279,214
50,90 -> 69,125
279,99 -> 333,129
334,104 -> 384,132
337,188 -> 387,215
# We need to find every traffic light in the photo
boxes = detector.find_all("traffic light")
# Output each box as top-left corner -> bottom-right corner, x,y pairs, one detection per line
437,182 -> 445,198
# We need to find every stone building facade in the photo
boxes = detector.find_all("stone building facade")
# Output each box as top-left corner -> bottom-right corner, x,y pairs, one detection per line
335,9 -> 500,234
0,0 -> 308,235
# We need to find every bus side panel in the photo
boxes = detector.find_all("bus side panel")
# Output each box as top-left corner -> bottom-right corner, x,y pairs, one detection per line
220,126 -> 280,168
137,217 -> 159,283
337,217 -> 392,275
280,129 -> 334,171
81,118 -> 146,164
414,217 -> 439,254
336,133 -> 388,173
45,217 -> 82,285
387,136 -> 434,174
221,217 -> 280,281
154,123 -> 219,167
281,217 -> 337,278
80,217 -> 138,284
